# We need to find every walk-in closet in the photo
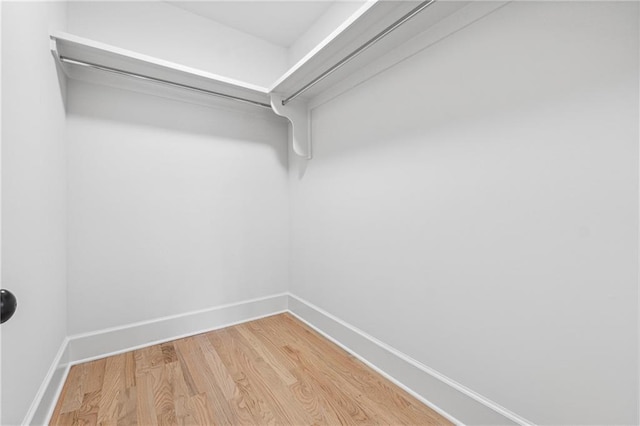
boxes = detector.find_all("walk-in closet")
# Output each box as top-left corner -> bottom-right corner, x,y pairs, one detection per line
2,1 -> 638,425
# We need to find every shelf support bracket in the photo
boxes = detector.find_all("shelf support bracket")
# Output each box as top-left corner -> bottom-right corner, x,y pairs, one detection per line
270,94 -> 312,159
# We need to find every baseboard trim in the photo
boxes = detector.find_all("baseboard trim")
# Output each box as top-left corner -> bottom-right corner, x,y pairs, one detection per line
22,337 -> 70,425
25,291 -> 531,426
25,293 -> 288,425
66,292 -> 289,365
287,293 -> 533,426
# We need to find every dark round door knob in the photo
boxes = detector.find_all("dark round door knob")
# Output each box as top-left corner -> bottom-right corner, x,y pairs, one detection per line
1,289 -> 17,324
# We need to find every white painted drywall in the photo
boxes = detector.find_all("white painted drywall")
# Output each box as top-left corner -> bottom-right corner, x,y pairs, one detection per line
67,1 -> 289,88
289,2 -> 639,424
287,1 -> 367,67
1,2 -> 68,424
66,81 -> 289,334
167,1 -> 335,49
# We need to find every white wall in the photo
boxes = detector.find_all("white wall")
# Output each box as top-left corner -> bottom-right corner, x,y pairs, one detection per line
287,1 -> 366,68
289,2 -> 639,424
66,81 -> 289,334
67,1 -> 289,88
1,2 -> 67,424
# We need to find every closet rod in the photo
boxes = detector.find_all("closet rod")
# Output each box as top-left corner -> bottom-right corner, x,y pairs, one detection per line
58,57 -> 273,109
282,0 -> 436,106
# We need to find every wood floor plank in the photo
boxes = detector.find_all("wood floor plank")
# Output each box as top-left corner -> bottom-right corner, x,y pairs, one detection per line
148,365 -> 175,425
135,368 -> 159,426
55,411 -> 78,425
117,387 -> 138,426
76,390 -> 101,425
195,334 -> 238,401
51,313 -> 453,426
96,354 -> 126,425
235,327 -> 356,425
184,393 -> 216,426
250,319 -> 377,424
223,327 -> 313,425
84,359 -> 107,394
134,344 -> 163,373
59,364 -> 87,414
207,329 -> 281,425
124,352 -> 137,390
275,314 -> 448,425
174,335 -> 237,425
290,363 -> 362,425
168,361 -> 203,426
160,343 -> 178,364
235,324 -> 298,386
240,320 -> 354,425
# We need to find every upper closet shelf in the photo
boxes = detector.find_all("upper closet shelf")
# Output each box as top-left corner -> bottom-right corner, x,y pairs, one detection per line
269,0 -> 470,103
50,32 -> 273,109
51,0 -> 477,159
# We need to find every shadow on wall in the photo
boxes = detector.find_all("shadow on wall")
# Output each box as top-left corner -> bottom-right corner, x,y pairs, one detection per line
65,79 -> 289,169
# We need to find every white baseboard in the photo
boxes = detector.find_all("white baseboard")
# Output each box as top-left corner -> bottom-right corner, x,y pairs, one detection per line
24,292 -> 288,425
66,293 -> 289,365
287,294 -> 533,426
25,291 -> 531,426
22,338 -> 70,425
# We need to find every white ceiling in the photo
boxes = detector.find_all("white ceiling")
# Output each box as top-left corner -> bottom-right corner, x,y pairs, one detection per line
167,1 -> 336,48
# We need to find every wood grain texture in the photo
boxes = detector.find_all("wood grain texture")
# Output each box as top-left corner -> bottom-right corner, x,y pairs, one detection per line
50,313 -> 452,425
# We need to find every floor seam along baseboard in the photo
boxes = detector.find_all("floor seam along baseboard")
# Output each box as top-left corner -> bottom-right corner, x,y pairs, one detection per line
287,293 -> 533,426
27,291 -> 531,426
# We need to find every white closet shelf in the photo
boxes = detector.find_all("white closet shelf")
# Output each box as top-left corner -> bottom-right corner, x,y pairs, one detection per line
269,0 -> 469,103
50,32 -> 273,109
267,0 -> 470,159
50,0 -> 472,159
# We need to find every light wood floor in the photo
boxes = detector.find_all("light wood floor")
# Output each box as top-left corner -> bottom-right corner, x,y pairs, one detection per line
50,313 -> 452,425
